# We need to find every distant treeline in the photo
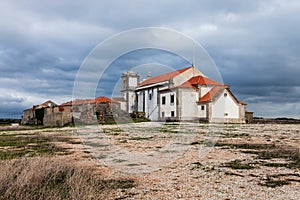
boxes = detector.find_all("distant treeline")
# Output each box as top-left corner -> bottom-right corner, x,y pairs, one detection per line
253,117 -> 300,124
1,117 -> 299,125
0,119 -> 21,125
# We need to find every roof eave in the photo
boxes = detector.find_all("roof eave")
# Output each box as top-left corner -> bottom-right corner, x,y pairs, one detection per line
136,81 -> 169,91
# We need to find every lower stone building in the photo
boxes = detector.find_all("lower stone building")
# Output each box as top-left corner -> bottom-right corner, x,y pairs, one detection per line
43,103 -> 73,127
21,100 -> 58,125
21,96 -> 119,127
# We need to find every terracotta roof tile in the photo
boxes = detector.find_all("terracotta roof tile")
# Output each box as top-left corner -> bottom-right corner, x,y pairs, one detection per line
199,87 -> 247,105
60,96 -> 113,106
139,66 -> 192,87
60,101 -> 73,106
94,96 -> 113,103
174,75 -> 222,89
199,87 -> 224,102
175,81 -> 197,89
188,75 -> 222,86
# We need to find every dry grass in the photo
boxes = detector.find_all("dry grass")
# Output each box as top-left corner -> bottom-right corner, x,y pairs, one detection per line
0,123 -> 299,199
0,157 -> 135,200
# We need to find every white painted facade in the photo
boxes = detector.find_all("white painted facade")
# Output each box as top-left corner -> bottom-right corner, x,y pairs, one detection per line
159,91 -> 177,118
121,70 -> 140,113
198,103 -> 207,118
210,89 -> 245,123
137,88 -> 159,121
128,77 -> 138,87
118,67 -> 247,123
179,89 -> 199,120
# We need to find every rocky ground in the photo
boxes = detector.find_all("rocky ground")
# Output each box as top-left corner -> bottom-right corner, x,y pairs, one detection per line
1,123 -> 299,199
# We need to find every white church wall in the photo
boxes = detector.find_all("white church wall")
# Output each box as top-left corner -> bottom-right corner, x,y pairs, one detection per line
137,88 -> 159,120
160,91 -> 177,118
128,77 -> 138,87
211,89 -> 240,122
144,91 -> 148,115
146,88 -> 158,120
198,104 -> 207,118
137,91 -> 143,112
121,70 -> 140,114
180,90 -> 199,120
127,91 -> 136,113
225,92 -> 240,118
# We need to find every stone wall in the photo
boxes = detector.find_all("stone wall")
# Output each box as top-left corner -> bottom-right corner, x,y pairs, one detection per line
245,111 -> 254,123
43,106 -> 73,127
21,109 -> 35,125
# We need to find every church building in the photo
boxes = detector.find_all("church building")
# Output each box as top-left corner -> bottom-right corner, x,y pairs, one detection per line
120,66 -> 247,123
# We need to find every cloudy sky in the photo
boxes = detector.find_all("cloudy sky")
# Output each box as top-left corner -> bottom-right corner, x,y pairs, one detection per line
1,0 -> 300,119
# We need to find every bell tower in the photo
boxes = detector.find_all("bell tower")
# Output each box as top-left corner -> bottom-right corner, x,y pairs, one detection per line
121,68 -> 140,113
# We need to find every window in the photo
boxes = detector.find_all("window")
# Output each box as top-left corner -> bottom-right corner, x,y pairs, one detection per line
162,96 -> 166,105
161,112 -> 165,117
170,94 -> 175,104
171,111 -> 175,117
201,105 -> 205,110
224,93 -> 228,97
149,93 -> 152,100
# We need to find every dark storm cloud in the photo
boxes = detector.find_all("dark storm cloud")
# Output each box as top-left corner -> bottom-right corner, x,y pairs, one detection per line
0,0 -> 300,118
190,0 -> 300,118
96,49 -> 190,97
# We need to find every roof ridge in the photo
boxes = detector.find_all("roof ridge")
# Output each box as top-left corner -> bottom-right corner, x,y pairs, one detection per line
188,75 -> 223,86
60,96 -> 113,106
138,66 -> 193,87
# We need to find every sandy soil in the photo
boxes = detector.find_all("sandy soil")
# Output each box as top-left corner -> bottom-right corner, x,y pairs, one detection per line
4,123 -> 299,199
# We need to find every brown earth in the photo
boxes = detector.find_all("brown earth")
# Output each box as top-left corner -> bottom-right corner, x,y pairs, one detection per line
0,123 -> 299,200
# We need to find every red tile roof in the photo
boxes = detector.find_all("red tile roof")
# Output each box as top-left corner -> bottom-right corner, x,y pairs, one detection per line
139,66 -> 192,87
199,87 -> 247,105
60,96 -> 113,106
198,87 -> 224,102
60,101 -> 73,106
174,75 -> 223,89
175,81 -> 197,89
188,75 -> 222,86
94,96 -> 113,103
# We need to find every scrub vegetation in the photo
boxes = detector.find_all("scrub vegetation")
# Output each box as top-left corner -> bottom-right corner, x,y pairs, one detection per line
0,122 -> 299,199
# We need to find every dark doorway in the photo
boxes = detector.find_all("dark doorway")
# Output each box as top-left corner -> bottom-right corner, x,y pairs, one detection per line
35,108 -> 44,125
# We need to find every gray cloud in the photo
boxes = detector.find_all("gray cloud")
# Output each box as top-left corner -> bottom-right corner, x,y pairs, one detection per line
1,0 -> 300,118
